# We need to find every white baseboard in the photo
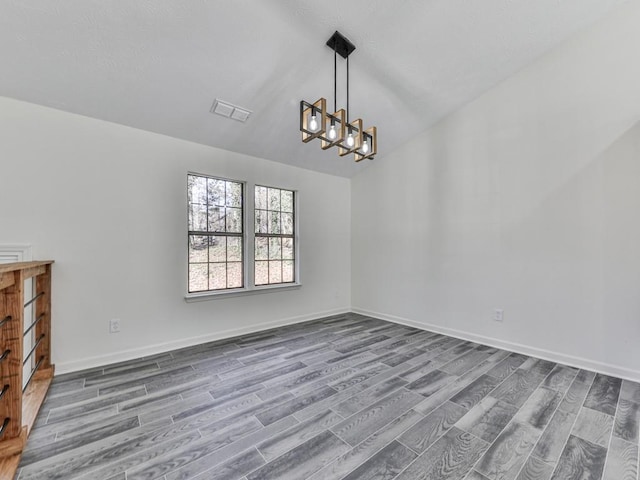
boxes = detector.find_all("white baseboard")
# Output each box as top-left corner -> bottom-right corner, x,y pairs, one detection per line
56,305 -> 640,383
55,307 -> 350,374
352,307 -> 640,383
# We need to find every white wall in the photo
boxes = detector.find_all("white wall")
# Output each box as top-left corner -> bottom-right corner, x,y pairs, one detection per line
0,97 -> 351,373
352,2 -> 640,380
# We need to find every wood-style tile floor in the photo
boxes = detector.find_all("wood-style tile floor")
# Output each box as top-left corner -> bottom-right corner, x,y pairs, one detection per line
17,313 -> 640,480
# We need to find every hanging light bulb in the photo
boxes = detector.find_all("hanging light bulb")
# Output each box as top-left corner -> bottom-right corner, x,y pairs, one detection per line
346,131 -> 354,147
362,139 -> 369,153
328,122 -> 337,140
309,113 -> 318,131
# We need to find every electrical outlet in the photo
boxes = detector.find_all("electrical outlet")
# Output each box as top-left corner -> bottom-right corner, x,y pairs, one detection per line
493,309 -> 504,322
109,318 -> 121,333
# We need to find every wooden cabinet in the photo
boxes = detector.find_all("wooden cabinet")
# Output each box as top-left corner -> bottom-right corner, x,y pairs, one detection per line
0,261 -> 54,477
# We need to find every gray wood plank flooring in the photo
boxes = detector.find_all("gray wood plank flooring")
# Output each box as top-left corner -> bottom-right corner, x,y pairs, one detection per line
17,313 -> 640,480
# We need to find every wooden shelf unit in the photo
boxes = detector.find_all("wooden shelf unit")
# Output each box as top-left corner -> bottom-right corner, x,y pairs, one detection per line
0,261 -> 54,479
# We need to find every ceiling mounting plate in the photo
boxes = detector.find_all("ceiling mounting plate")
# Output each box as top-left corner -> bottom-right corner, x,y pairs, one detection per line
326,31 -> 356,59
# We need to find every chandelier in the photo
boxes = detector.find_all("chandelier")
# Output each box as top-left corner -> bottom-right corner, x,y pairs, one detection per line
300,31 -> 377,162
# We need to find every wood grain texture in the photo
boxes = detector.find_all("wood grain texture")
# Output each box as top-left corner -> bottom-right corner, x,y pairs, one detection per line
571,406 -> 613,447
464,472 -> 491,480
307,409 -> 424,480
451,374 -> 501,410
405,369 -> 458,397
257,409 -> 342,461
34,263 -> 52,372
520,359 -> 556,377
542,365 -> 578,394
455,396 -> 519,444
486,354 -> 528,381
441,350 -> 494,376
412,351 -> 510,417
255,385 -> 337,426
165,416 -> 299,480
490,369 -> 546,408
20,415 -> 140,466
0,272 -> 15,291
558,370 -> 595,415
332,376 -> 408,417
549,435 -> 607,480
22,376 -> 54,436
583,373 -> 621,416
340,440 -> 417,480
395,427 -> 488,480
513,387 -> 561,431
11,314 -> 640,480
246,431 -> 350,480
0,454 -> 20,479
614,399 -> 640,442
515,455 -> 554,480
620,379 -> 640,404
0,270 -> 24,440
602,436 -> 638,480
334,334 -> 391,354
476,421 -> 541,480
331,388 -> 424,446
0,262 -> 57,480
0,261 -> 54,275
533,408 -> 577,464
189,448 -> 265,480
398,401 -> 467,453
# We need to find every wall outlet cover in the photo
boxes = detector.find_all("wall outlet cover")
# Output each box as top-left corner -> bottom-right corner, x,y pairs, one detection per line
109,319 -> 121,333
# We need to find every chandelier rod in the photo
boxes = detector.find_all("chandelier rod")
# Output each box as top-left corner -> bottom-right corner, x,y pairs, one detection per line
333,44 -> 337,113
346,55 -> 350,123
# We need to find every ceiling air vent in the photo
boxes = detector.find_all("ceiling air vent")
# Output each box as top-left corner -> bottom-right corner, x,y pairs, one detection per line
211,99 -> 252,123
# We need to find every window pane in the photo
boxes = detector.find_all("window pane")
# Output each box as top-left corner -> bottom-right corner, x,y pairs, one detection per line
208,206 -> 225,232
268,188 -> 281,211
282,238 -> 294,260
268,237 -> 281,260
209,236 -> 226,262
255,261 -> 269,285
252,186 -> 295,286
255,186 -> 268,210
208,179 -> 226,207
209,263 -> 226,290
255,210 -> 268,234
189,203 -> 207,231
188,174 -> 245,293
226,182 -> 242,207
225,207 -> 242,233
227,262 -> 242,288
189,235 -> 208,263
227,237 -> 242,262
189,175 -> 208,204
189,264 -> 208,292
268,211 -> 281,234
283,260 -> 294,283
282,213 -> 294,235
281,190 -> 293,213
255,237 -> 268,260
269,261 -> 282,283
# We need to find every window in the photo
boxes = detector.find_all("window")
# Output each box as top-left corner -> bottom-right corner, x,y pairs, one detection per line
187,174 -> 243,292
254,185 -> 295,285
187,174 -> 297,296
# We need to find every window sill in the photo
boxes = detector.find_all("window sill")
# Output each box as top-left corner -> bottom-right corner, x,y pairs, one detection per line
184,283 -> 302,302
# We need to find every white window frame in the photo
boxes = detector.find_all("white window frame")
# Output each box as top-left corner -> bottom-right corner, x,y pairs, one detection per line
185,172 -> 300,302
254,184 -> 296,287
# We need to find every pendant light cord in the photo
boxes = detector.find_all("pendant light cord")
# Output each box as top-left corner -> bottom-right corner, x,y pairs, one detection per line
346,56 -> 350,123
334,46 -> 337,113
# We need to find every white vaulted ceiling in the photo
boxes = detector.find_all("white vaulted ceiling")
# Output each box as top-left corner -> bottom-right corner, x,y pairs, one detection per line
0,0 -> 627,177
